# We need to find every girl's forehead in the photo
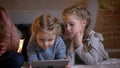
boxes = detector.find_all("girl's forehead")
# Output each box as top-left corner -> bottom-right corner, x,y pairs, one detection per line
39,29 -> 54,33
36,31 -> 56,39
64,15 -> 83,22
37,30 -> 56,36
65,14 -> 81,19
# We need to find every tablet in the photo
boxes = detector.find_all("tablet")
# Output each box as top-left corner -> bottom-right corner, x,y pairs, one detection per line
32,60 -> 69,68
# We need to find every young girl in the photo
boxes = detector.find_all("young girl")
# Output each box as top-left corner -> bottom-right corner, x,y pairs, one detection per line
0,6 -> 24,68
62,5 -> 109,65
27,14 -> 66,66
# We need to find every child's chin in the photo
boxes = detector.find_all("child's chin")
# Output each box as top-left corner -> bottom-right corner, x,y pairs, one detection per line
42,47 -> 49,50
68,36 -> 73,40
70,35 -> 74,38
67,34 -> 73,38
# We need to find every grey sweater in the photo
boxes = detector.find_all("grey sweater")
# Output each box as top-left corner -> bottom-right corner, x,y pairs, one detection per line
66,30 -> 109,65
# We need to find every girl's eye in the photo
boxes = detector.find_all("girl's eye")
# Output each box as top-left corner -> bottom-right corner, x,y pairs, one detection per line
48,39 -> 53,41
69,23 -> 74,26
40,39 -> 44,41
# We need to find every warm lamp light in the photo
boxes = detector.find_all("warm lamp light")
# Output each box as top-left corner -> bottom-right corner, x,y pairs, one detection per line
17,39 -> 24,53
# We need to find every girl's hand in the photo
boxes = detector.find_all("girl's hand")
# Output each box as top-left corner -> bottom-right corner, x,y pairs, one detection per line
73,31 -> 83,49
64,57 -> 72,68
29,65 -> 32,68
65,63 -> 72,68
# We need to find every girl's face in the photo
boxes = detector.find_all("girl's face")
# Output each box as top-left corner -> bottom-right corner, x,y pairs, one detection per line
36,31 -> 56,50
63,15 -> 86,39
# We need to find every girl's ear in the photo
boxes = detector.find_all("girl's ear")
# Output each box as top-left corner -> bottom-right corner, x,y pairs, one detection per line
82,19 -> 87,27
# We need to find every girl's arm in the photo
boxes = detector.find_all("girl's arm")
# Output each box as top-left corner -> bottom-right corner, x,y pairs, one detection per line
73,31 -> 98,64
74,31 -> 108,64
55,37 -> 67,59
75,45 -> 98,64
27,39 -> 38,64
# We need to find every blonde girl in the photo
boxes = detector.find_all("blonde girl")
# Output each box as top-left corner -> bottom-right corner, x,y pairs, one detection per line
62,5 -> 109,65
27,14 -> 66,66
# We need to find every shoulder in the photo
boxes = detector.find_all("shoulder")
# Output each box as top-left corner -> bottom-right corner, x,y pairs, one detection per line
55,36 -> 64,42
87,30 -> 104,41
27,37 -> 36,47
54,36 -> 66,46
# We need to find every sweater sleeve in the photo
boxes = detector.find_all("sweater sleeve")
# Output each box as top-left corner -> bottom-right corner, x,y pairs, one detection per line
27,38 -> 38,64
67,51 -> 75,65
55,36 -> 67,59
75,44 -> 98,64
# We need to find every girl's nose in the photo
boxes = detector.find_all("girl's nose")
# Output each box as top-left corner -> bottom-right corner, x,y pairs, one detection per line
43,41 -> 49,48
66,25 -> 70,31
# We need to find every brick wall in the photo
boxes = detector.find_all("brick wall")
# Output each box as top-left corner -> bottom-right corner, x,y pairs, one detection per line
94,9 -> 120,58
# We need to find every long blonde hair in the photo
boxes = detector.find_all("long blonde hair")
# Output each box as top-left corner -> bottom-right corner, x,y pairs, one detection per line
31,14 -> 61,38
